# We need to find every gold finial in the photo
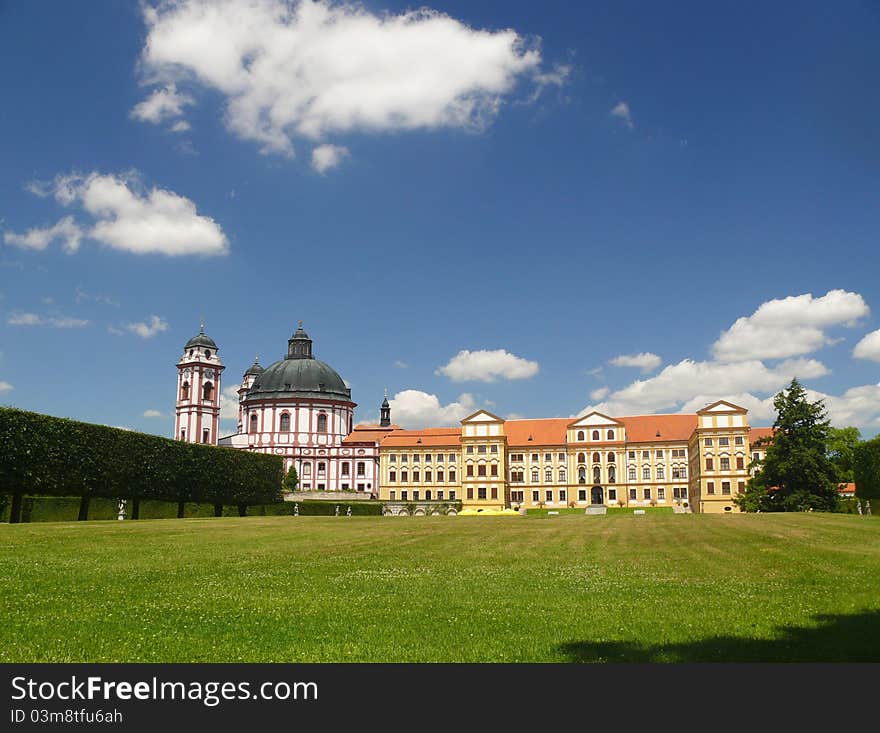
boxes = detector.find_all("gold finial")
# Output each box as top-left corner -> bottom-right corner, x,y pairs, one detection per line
199,316 -> 204,334
298,319 -> 303,327
255,352 -> 259,362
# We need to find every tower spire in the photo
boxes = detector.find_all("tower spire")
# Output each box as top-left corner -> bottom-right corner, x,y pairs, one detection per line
380,390 -> 391,428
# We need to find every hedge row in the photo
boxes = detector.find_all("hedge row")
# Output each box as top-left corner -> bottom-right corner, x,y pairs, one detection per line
253,500 -> 385,516
0,407 -> 284,521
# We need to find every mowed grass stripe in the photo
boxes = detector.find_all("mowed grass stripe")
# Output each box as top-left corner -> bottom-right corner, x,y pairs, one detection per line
1,514 -> 879,662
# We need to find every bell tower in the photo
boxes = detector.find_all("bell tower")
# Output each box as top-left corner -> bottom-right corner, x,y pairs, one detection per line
380,389 -> 392,428
174,322 -> 225,445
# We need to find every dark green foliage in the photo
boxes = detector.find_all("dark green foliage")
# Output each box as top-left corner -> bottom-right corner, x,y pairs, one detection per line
827,426 -> 862,483
281,465 -> 299,492
736,379 -> 839,512
0,407 -> 284,515
854,435 -> 880,501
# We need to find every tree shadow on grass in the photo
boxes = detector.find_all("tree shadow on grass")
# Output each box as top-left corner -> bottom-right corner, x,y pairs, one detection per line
557,610 -> 880,662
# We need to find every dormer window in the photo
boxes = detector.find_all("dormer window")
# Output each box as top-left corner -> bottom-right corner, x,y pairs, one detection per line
592,430 -> 600,440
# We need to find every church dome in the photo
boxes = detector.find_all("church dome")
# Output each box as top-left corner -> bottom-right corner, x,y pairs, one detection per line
246,323 -> 352,402
184,323 -> 217,350
244,357 -> 264,377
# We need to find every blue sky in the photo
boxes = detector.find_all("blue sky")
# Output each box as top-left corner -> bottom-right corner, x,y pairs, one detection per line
2,0 -> 879,436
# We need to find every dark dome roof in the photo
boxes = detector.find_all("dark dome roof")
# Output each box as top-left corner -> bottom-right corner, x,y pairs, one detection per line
244,357 -> 264,376
185,333 -> 217,349
247,358 -> 351,401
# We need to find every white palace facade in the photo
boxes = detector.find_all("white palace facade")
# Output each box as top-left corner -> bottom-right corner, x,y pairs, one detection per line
173,322 -> 770,513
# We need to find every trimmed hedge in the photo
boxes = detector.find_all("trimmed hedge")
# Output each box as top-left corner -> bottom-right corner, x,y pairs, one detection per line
254,500 -> 385,516
0,407 -> 284,521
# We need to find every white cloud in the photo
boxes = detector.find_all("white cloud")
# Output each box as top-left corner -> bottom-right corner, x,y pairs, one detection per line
590,386 -> 609,401
136,0 -> 555,156
7,311 -> 89,328
711,289 -> 869,362
610,101 -> 633,129
220,384 -> 241,421
854,329 -> 880,362
436,349 -> 539,382
143,409 -> 166,418
75,287 -> 119,307
170,120 -> 191,133
394,360 -> 408,369
609,352 -> 662,373
679,392 -> 777,423
311,144 -> 349,173
388,389 -> 476,429
0,380 -> 13,392
130,84 -> 194,124
807,384 -> 880,428
583,357 -> 829,417
121,315 -> 169,339
11,171 -> 229,257
3,216 -> 83,253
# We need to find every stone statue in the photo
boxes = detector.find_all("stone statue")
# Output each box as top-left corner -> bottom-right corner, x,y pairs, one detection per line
294,502 -> 299,517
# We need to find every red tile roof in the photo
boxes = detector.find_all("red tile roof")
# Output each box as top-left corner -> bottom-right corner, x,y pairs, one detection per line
505,418 -> 569,447
749,427 -> 774,445
341,423 -> 399,444
618,414 -> 698,443
839,482 -> 856,495
380,428 -> 461,447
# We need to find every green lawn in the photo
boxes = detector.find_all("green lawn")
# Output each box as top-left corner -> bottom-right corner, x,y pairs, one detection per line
1,513 -> 879,662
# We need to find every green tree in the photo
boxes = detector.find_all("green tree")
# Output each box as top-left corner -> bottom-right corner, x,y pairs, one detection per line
826,426 -> 862,484
735,378 -> 839,512
853,436 -> 880,507
282,465 -> 299,493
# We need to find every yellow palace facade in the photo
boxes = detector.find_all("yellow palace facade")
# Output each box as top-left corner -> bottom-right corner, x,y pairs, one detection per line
372,400 -> 765,514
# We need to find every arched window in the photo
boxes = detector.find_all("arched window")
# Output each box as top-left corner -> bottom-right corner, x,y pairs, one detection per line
592,430 -> 600,440
607,452 -> 615,463
577,430 -> 585,441
578,468 -> 586,483
531,469 -> 539,483
593,466 -> 601,483
205,350 -> 211,358
279,413 -> 290,432
577,452 -> 586,463
592,452 -> 601,463
607,429 -> 614,440
249,414 -> 258,434
303,464 -> 311,477
317,414 -> 328,433
180,381 -> 189,400
608,466 -> 616,483
202,381 -> 213,401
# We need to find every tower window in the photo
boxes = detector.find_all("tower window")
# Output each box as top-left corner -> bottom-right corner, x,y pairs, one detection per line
202,381 -> 214,401
249,414 -> 258,434
317,414 -> 328,433
180,429 -> 186,441
180,381 -> 190,400
205,350 -> 211,358
202,429 -> 209,443
279,413 -> 291,432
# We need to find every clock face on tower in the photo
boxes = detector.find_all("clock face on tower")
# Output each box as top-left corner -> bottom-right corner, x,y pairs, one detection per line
205,369 -> 215,380
183,368 -> 191,378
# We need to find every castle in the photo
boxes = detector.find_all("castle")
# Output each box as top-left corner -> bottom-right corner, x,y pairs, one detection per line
173,323 -> 770,514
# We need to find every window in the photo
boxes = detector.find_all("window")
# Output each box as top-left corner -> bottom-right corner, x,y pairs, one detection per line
752,452 -> 760,462
401,454 -> 408,463
578,467 -> 586,483
643,488 -> 651,500
656,449 -> 664,458
424,454 -> 432,462
735,436 -> 744,445
389,471 -> 396,482
249,414 -> 258,434
477,465 -> 486,477
578,489 -> 587,501
449,470 -> 456,482
202,381 -> 213,401
628,451 -> 635,459
532,469 -> 539,483
559,489 -> 567,502
357,462 -> 366,477
592,452 -> 601,463
593,467 -> 601,483
413,470 -> 420,482
657,466 -> 665,480
438,490 -> 444,500
629,488 -> 637,500
628,467 -> 636,481
722,481 -> 731,495
401,471 -> 408,482
608,466 -> 616,483
303,464 -> 312,477
657,487 -> 665,500
720,457 -> 730,471
706,457 -> 714,470
643,467 -> 651,480
607,452 -> 615,463
449,490 -> 456,500
466,446 -> 474,454
425,470 -> 432,482
389,454 -> 397,463
510,454 -> 523,462
642,450 -> 650,459
736,457 -> 744,470
705,438 -> 713,446
491,487 -> 498,500
467,465 -> 474,477
719,437 -> 729,447
180,381 -> 189,400
448,454 -> 455,463
202,429 -> 210,443
544,453 -> 552,462
436,454 -> 444,462
180,429 -> 186,441
413,490 -> 420,501
490,464 -> 498,477
437,469 -> 444,482
607,429 -> 615,440
467,487 -> 474,500
491,445 -> 499,454
389,490 -> 396,500
592,430 -> 600,440
342,463 -> 350,476
280,413 -> 290,432
707,481 -> 715,494
401,491 -> 408,500
317,414 -> 327,433
413,454 -> 420,463
478,445 -> 487,454
317,462 -> 326,474
425,490 -> 431,500
577,431 -> 585,441
559,470 -> 566,483
608,488 -> 617,501
738,481 -> 745,493
577,453 -> 586,463
545,490 -> 553,502
545,469 -> 552,483
532,490 -> 540,503
531,454 -> 539,462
